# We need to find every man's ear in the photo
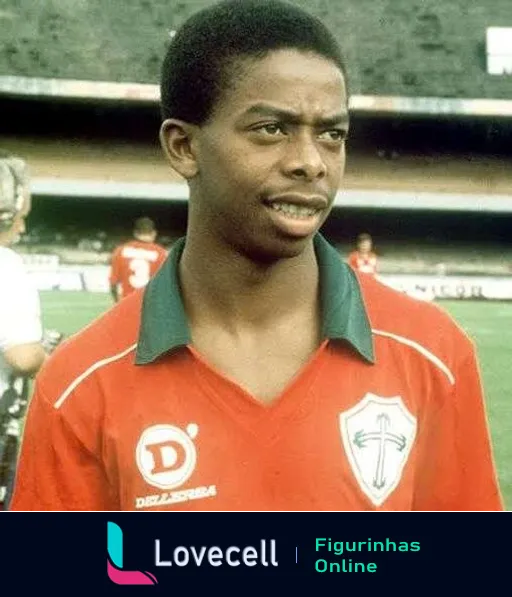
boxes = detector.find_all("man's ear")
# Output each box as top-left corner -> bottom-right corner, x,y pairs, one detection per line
159,119 -> 199,179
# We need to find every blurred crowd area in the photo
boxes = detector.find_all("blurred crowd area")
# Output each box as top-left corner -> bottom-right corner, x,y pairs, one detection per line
14,199 -> 512,276
2,1 -> 511,276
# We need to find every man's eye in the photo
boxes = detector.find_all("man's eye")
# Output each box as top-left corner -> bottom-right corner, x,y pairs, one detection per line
256,123 -> 285,136
318,129 -> 346,142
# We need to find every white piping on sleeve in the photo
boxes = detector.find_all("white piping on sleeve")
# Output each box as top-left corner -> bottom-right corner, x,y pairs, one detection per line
53,343 -> 138,410
372,329 -> 455,385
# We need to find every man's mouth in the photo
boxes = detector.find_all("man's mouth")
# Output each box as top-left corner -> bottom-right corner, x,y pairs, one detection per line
262,193 -> 328,220
267,202 -> 319,219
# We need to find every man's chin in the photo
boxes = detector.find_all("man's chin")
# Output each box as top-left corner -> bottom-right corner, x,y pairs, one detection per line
244,234 -> 314,264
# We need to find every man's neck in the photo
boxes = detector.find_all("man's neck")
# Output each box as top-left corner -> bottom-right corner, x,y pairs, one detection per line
178,235 -> 320,332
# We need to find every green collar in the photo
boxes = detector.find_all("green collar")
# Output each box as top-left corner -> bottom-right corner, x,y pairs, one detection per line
135,234 -> 374,365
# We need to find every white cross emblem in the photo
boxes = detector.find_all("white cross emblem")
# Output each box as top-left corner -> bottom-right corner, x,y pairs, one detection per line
339,393 -> 417,506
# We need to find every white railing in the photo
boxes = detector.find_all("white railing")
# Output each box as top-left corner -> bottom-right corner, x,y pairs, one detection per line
29,177 -> 512,213
2,75 -> 512,117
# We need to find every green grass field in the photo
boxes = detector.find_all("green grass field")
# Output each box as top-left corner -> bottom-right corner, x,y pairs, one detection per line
39,291 -> 512,510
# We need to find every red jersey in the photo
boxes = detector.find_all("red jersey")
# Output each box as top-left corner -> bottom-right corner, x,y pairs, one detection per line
348,251 -> 378,275
10,235 -> 503,511
109,240 -> 167,298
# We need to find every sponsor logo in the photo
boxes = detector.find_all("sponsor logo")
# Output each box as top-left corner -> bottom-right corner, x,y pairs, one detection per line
135,423 -> 216,509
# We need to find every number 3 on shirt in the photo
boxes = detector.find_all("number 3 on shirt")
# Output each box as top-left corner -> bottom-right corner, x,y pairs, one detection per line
129,258 -> 151,289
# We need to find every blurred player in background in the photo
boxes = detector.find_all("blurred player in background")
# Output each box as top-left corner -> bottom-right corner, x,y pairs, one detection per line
0,153 -> 61,509
109,216 -> 167,302
348,232 -> 378,275
10,0 -> 502,511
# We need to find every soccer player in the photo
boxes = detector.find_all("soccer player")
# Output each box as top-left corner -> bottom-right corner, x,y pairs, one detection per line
10,0 -> 503,511
347,232 -> 378,275
109,216 -> 167,302
0,154 -> 60,509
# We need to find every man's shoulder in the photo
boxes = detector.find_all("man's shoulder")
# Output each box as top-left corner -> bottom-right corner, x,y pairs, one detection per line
359,272 -> 466,333
0,246 -> 24,270
37,290 -> 144,399
112,241 -> 132,254
147,241 -> 168,254
357,272 -> 474,365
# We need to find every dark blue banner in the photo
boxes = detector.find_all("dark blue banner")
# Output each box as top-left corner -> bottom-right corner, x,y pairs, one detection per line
0,513 -> 507,592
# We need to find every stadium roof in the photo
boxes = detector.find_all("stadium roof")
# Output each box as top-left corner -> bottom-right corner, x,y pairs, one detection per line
2,75 -> 512,118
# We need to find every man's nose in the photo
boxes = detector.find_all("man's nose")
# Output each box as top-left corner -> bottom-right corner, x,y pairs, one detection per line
281,133 -> 327,181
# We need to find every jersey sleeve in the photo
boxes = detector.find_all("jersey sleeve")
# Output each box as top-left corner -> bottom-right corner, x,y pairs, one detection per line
0,256 -> 42,350
9,380 -> 117,511
412,341 -> 503,511
109,248 -> 122,286
347,252 -> 357,269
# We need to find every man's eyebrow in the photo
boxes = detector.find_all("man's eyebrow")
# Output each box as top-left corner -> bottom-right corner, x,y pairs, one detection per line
243,103 -> 349,127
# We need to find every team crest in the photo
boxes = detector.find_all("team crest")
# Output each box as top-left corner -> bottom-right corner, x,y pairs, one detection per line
339,393 -> 417,506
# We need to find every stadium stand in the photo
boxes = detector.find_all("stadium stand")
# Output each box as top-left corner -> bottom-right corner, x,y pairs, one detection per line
0,0 -> 511,279
1,0 -> 512,99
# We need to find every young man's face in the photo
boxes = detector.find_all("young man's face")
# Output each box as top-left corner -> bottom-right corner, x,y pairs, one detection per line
186,49 -> 349,261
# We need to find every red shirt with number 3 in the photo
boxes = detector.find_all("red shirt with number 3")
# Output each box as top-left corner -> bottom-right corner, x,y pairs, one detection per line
109,240 -> 168,299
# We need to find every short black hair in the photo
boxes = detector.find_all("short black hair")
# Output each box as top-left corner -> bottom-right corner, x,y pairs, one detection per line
356,233 -> 372,244
134,216 -> 156,235
160,0 -> 348,125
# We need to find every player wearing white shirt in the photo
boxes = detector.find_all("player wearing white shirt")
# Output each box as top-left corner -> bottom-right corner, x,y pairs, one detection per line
0,247 -> 44,398
0,156 -> 46,390
0,154 -> 60,508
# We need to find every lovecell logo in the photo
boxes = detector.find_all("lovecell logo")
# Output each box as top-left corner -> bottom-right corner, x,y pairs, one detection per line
107,522 -> 158,585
